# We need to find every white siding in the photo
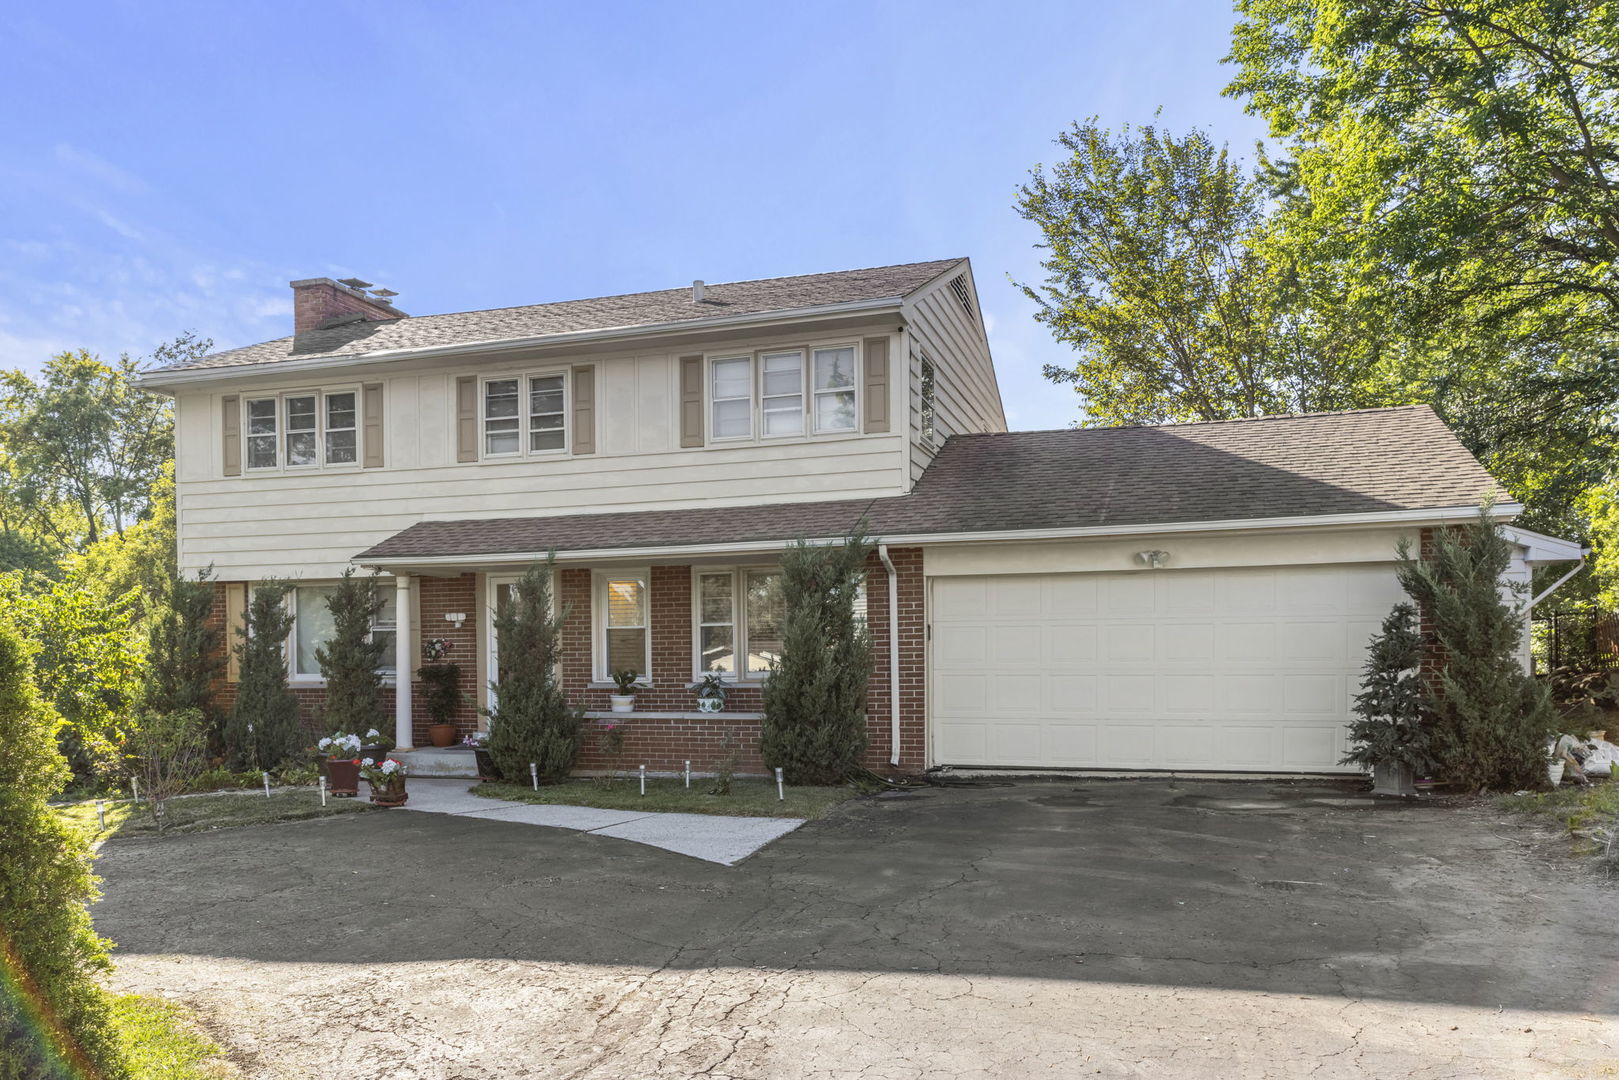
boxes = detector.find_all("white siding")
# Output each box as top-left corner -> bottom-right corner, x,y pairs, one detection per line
174,330 -> 911,579
902,264 -> 1006,484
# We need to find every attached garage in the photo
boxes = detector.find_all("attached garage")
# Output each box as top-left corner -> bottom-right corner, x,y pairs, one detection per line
929,563 -> 1407,772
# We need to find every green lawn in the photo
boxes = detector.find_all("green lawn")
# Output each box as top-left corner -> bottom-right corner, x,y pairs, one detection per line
474,777 -> 860,819
56,789 -> 375,841
111,994 -> 236,1078
1498,781 -> 1619,860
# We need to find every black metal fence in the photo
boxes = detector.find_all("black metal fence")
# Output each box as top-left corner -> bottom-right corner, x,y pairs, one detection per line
1532,609 -> 1619,673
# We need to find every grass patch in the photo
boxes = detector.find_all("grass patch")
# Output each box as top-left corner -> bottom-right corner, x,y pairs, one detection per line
55,789 -> 375,841
474,777 -> 860,819
111,994 -> 236,1078
1498,781 -> 1619,861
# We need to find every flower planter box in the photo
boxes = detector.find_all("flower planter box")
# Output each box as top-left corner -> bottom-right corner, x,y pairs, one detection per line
368,775 -> 408,807
473,748 -> 500,783
327,759 -> 361,797
1370,761 -> 1416,797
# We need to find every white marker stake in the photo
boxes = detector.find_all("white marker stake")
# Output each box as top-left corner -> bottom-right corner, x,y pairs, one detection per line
130,776 -> 139,803
96,801 -> 105,831
530,762 -> 539,791
776,767 -> 784,801
262,771 -> 271,799
319,776 -> 327,806
639,764 -> 646,796
684,760 -> 691,788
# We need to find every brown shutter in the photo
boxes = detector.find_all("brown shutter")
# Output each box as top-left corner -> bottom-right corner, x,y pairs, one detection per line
863,337 -> 890,433
456,375 -> 478,462
225,583 -> 247,683
221,395 -> 241,476
679,355 -> 704,447
362,382 -> 385,468
571,365 -> 595,455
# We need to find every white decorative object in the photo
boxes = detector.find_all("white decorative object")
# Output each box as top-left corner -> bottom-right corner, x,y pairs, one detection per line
609,694 -> 635,714
696,696 -> 722,714
1134,550 -> 1171,569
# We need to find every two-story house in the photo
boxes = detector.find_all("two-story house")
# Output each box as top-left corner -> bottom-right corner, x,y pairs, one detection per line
139,258 -> 1582,777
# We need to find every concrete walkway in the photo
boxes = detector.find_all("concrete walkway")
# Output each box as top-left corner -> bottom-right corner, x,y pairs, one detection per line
400,778 -> 804,865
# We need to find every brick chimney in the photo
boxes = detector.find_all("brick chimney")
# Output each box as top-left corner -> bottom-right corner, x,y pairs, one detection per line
290,277 -> 407,334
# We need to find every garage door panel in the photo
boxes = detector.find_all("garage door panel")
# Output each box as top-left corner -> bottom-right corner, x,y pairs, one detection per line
931,564 -> 1400,773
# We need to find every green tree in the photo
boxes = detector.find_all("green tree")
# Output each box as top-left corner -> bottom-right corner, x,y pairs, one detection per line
225,583 -> 302,771
142,569 -> 222,723
0,607 -> 129,1079
486,558 -> 583,782
1396,508 -> 1556,791
314,569 -> 389,736
1341,603 -> 1433,772
760,526 -> 875,784
1014,119 -> 1383,425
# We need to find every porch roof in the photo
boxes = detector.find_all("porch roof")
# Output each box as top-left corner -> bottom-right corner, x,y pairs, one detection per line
355,405 -> 1517,566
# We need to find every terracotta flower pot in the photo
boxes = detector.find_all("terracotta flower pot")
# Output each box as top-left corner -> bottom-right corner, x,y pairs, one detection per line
428,723 -> 458,748
327,758 -> 361,797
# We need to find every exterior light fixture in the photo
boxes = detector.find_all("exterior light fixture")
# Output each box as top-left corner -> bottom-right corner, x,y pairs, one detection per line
444,612 -> 467,628
1135,550 -> 1171,569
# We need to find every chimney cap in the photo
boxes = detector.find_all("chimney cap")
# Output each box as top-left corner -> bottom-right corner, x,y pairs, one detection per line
338,277 -> 374,290
692,279 -> 705,303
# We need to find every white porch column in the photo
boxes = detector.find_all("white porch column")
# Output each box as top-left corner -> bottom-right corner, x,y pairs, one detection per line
394,573 -> 414,749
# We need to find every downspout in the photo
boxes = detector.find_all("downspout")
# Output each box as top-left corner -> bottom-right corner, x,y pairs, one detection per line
1530,549 -> 1590,608
878,544 -> 901,768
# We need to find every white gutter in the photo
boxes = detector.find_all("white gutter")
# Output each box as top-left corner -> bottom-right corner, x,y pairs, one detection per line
877,543 -> 901,768
1530,549 -> 1590,608
136,297 -> 906,389
355,503 -> 1523,571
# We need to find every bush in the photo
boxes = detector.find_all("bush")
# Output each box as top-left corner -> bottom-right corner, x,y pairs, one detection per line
1397,506 -> 1557,791
486,558 -> 584,782
417,663 -> 463,727
142,570 -> 222,723
1341,603 -> 1433,772
129,710 -> 209,836
760,525 -> 875,784
223,582 -> 302,771
314,569 -> 389,735
0,608 -> 129,1078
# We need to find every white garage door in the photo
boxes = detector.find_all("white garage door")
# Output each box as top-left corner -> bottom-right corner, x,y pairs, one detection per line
929,565 -> 1405,772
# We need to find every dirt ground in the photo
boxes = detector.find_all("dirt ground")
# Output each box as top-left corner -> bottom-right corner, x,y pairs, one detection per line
96,779 -> 1619,1079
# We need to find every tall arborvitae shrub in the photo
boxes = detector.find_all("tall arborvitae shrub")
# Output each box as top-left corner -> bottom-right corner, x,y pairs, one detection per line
760,526 -> 875,784
1396,507 -> 1556,791
143,569 -> 223,720
314,569 -> 388,736
486,558 -> 583,781
0,610 -> 130,1080
224,582 -> 302,770
1341,603 -> 1432,771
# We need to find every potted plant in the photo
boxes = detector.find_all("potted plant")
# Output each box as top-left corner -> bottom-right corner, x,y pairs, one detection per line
695,672 -> 728,714
609,669 -> 639,714
360,757 -> 408,807
358,726 -> 394,764
1341,604 -> 1432,796
318,732 -> 363,796
463,732 -> 499,782
418,638 -> 463,748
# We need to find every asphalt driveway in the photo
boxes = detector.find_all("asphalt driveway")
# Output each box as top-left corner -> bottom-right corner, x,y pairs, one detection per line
96,779 -> 1619,1078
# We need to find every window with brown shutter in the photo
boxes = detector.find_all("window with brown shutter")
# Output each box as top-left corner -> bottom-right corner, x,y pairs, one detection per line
571,365 -> 595,455
221,394 -> 241,476
362,383 -> 384,468
456,375 -> 478,462
679,355 -> 704,447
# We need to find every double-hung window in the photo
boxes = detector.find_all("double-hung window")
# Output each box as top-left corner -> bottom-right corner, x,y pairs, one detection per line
694,568 -> 784,679
707,344 -> 858,442
595,571 -> 650,682
812,346 -> 858,432
710,357 -> 753,439
484,372 -> 567,457
244,390 -> 361,471
289,584 -> 397,682
760,351 -> 804,437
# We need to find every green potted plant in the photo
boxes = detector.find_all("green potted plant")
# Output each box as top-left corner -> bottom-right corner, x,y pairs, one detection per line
360,756 -> 408,807
418,638 -> 463,747
695,672 -> 728,714
609,668 -> 639,714
1341,603 -> 1433,796
358,726 -> 394,764
318,732 -> 363,796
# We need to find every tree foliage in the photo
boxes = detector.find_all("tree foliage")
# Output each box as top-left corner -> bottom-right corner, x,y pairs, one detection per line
760,526 -> 875,784
486,559 -> 583,782
225,583 -> 302,771
1341,603 -> 1433,771
314,569 -> 389,736
142,568 -> 222,723
0,608 -> 129,1080
1397,508 -> 1556,791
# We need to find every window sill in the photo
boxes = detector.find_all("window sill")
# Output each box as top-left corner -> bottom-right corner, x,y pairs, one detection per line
586,681 -> 652,691
583,710 -> 763,721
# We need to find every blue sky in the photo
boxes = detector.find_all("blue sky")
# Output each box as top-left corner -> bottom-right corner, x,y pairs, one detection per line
0,0 -> 1266,431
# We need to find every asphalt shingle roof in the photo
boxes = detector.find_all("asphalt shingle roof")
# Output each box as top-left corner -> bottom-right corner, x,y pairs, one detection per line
152,259 -> 964,374
357,406 -> 1505,561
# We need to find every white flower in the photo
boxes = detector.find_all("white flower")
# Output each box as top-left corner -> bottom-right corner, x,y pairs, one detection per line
361,757 -> 375,766
380,759 -> 400,775
366,729 -> 380,738
318,737 -> 332,750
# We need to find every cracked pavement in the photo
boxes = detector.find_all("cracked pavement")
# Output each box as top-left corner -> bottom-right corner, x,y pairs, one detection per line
95,778 -> 1619,1078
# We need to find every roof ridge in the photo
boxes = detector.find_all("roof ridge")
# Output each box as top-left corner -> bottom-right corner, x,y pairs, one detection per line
951,405 -> 1435,439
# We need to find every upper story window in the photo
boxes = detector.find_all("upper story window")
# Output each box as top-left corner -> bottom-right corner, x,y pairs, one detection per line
920,357 -> 936,445
244,390 -> 360,471
483,372 -> 567,458
707,343 -> 859,444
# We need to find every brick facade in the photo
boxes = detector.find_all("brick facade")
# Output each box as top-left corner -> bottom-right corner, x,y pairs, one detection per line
206,547 -> 929,777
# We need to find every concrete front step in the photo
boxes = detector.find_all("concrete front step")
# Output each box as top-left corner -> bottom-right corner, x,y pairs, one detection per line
395,746 -> 480,778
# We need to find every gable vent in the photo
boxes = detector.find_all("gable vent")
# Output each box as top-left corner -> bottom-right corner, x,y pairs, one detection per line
947,274 -> 975,321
